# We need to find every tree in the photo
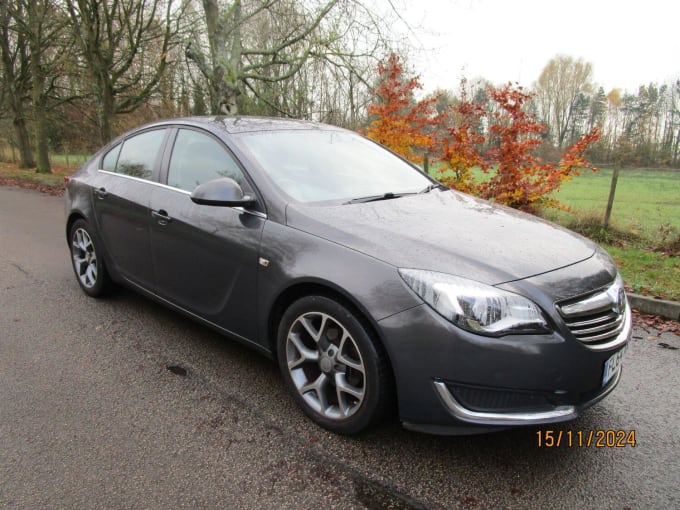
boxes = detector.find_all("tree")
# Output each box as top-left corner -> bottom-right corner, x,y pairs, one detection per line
11,0 -> 71,173
188,0 -> 339,115
664,80 -> 680,166
24,0 -> 53,173
187,0 -> 397,121
364,53 -> 440,163
534,55 -> 593,150
438,82 -> 600,213
589,86 -> 607,130
65,0 -> 184,143
437,79 -> 486,194
0,1 -> 35,168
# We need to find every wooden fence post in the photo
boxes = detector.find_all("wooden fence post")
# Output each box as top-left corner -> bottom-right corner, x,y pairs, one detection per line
603,164 -> 620,229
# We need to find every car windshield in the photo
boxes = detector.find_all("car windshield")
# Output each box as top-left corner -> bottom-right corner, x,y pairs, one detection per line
235,129 -> 432,203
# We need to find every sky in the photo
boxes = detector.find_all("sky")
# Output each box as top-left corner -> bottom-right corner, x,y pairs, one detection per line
392,0 -> 680,94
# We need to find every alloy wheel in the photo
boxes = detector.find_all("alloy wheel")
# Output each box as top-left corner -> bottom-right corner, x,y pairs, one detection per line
71,227 -> 98,289
285,311 -> 366,420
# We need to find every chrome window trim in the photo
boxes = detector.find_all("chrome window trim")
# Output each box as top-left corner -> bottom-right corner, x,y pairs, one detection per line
98,169 -> 189,193
97,169 -> 267,219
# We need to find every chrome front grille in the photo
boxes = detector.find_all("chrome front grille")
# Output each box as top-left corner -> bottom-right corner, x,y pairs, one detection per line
557,277 -> 628,347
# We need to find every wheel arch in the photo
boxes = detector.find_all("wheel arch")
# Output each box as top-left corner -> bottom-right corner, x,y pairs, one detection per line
267,279 -> 398,420
267,280 -> 392,367
66,210 -> 121,285
66,211 -> 87,242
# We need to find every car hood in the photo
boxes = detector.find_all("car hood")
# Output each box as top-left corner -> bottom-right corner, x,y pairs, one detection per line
285,190 -> 598,285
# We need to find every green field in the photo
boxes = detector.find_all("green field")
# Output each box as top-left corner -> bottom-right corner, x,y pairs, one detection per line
549,168 -> 680,301
548,167 -> 680,233
50,153 -> 91,167
0,149 -> 90,169
430,165 -> 680,232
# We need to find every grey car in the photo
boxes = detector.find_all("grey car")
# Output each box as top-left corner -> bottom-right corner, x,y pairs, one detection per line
65,116 -> 631,435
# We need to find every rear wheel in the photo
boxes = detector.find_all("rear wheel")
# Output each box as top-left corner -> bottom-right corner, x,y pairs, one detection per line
277,295 -> 391,434
69,219 -> 111,297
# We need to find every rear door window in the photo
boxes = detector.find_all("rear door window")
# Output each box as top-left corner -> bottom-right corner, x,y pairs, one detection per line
115,129 -> 166,180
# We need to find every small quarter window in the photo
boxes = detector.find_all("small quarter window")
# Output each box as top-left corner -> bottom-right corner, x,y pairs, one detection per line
102,143 -> 121,171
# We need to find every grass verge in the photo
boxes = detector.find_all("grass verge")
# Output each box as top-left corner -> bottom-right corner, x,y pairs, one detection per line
605,245 -> 680,301
0,161 -> 75,188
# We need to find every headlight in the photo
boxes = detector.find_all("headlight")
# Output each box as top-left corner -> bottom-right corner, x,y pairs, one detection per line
399,269 -> 549,336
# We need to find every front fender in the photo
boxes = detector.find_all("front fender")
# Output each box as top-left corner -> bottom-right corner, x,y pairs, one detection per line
255,220 -> 421,350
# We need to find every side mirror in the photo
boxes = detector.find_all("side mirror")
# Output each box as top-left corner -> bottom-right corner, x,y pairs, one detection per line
190,177 -> 256,207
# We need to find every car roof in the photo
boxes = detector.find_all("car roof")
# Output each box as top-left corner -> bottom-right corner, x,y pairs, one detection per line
145,115 -> 344,135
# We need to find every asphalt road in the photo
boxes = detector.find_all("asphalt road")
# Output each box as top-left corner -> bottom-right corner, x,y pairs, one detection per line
1,186 -> 678,509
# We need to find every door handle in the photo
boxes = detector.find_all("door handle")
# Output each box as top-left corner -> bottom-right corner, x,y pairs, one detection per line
95,187 -> 108,199
152,209 -> 172,226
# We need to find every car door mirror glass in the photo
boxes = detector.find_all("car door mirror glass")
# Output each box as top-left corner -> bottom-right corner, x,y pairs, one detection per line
190,177 -> 256,207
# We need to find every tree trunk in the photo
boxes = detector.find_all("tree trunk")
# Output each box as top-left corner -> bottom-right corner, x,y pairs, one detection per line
32,96 -> 51,173
13,114 -> 35,169
28,4 -> 51,174
96,82 -> 115,144
0,3 -> 34,168
203,0 -> 242,115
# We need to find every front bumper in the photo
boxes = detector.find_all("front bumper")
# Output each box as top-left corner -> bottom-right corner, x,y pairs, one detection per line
432,368 -> 622,427
378,301 -> 631,435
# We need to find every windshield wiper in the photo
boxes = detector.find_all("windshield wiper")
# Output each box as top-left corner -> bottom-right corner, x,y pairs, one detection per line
344,192 -> 406,204
345,185 -> 446,204
418,183 -> 448,193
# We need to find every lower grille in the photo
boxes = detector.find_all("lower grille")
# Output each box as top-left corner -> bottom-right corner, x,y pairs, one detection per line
447,383 -> 552,412
558,277 -> 627,347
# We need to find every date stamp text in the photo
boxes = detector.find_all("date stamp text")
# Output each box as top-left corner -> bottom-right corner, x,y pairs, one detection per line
536,429 -> 636,448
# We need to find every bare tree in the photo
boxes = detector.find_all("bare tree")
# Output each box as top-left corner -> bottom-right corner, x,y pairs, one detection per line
0,1 -> 35,168
667,80 -> 680,166
11,0 -> 72,173
25,0 -> 53,172
65,0 -> 185,143
186,0 -> 397,121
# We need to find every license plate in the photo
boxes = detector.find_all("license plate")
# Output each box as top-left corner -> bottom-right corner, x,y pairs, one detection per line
602,346 -> 627,386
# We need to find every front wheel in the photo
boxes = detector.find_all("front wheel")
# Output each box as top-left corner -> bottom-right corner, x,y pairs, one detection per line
69,219 -> 111,297
277,295 -> 391,434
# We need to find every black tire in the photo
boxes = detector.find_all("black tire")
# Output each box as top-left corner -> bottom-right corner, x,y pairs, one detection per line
277,295 -> 391,434
69,219 -> 111,297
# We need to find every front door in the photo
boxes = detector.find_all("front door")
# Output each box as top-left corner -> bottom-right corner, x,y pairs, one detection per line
149,128 -> 265,341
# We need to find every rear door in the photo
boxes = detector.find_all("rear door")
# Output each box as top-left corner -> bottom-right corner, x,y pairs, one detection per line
93,128 -> 169,290
148,127 -> 265,341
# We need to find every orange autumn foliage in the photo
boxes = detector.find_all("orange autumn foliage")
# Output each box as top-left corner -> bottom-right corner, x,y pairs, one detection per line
365,54 -> 440,163
438,83 -> 488,194
438,83 -> 600,213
